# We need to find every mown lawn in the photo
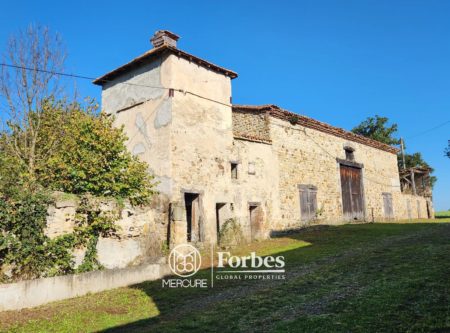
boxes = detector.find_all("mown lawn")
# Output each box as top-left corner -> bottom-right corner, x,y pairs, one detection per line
1,220 -> 450,333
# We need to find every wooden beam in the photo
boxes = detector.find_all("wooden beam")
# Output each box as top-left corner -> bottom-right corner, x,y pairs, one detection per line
410,169 -> 417,196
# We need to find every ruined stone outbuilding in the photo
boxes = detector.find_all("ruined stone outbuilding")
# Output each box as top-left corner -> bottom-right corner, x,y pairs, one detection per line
93,30 -> 434,247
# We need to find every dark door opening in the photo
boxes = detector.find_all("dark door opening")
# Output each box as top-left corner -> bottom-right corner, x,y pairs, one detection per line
426,201 -> 431,219
249,204 -> 263,240
185,193 -> 201,242
216,203 -> 226,244
340,164 -> 365,221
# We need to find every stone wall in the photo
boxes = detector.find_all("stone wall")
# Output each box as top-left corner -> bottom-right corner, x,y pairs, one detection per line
99,47 -> 433,249
45,193 -> 167,269
232,109 -> 271,143
268,116 -> 431,227
392,193 -> 433,221
168,54 -> 234,244
230,138 -> 281,240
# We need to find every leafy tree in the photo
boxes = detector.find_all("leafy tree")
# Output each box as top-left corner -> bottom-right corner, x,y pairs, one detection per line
352,115 -> 437,188
0,98 -> 155,205
0,26 -> 156,281
0,99 -> 153,204
351,115 -> 401,146
36,99 -> 155,205
445,141 -> 450,158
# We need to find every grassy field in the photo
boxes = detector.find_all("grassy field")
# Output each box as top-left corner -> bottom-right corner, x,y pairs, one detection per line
1,221 -> 450,332
435,210 -> 450,219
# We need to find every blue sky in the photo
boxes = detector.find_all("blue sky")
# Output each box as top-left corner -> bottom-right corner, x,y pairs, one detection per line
1,0 -> 449,210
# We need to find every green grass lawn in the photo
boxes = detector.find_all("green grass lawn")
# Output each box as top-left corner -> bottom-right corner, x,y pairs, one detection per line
1,221 -> 450,332
435,210 -> 450,219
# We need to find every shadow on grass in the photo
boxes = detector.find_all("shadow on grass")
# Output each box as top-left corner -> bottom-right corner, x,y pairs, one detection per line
99,221 -> 445,333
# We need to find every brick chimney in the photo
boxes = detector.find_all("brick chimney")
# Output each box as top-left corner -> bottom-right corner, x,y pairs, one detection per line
150,30 -> 180,48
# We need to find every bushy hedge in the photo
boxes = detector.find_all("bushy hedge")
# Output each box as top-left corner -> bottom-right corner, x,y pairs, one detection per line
0,98 -> 157,281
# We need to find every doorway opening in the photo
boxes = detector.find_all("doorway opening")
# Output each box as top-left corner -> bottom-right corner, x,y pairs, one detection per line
426,201 -> 432,219
185,193 -> 201,242
339,164 -> 365,221
249,203 -> 263,241
216,203 -> 226,243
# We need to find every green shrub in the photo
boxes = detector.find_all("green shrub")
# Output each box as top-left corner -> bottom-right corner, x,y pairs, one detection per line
219,218 -> 246,246
1,98 -> 156,205
0,98 -> 157,281
38,101 -> 156,205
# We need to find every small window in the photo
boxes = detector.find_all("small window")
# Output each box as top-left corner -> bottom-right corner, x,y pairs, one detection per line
344,146 -> 355,161
248,162 -> 255,175
231,163 -> 238,179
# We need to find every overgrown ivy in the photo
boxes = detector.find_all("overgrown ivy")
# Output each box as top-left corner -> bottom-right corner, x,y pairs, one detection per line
0,191 -> 119,282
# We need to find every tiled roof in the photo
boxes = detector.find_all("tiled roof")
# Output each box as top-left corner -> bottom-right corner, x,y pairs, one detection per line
232,105 -> 399,154
93,45 -> 238,85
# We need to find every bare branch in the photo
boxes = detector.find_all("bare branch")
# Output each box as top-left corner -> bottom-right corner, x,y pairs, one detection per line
0,24 -> 67,181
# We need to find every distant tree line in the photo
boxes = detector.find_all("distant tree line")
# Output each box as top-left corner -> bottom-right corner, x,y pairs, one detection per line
351,115 -> 437,188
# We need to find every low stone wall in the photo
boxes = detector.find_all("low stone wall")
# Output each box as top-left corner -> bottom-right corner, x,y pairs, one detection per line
45,192 -> 169,270
0,262 -> 170,311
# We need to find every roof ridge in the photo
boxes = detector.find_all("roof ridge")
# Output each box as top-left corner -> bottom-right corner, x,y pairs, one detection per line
93,45 -> 237,85
232,104 -> 399,154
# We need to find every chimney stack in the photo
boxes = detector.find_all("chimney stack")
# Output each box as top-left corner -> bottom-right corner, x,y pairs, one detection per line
150,30 -> 180,48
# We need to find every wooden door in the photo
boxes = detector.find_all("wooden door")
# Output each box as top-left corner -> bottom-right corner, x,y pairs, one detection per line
299,185 -> 317,222
340,165 -> 364,221
382,193 -> 394,219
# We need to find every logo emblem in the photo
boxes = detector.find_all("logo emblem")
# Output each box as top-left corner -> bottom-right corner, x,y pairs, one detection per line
169,244 -> 201,277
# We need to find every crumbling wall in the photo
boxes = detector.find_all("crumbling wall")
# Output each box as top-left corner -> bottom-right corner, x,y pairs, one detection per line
45,193 -> 168,269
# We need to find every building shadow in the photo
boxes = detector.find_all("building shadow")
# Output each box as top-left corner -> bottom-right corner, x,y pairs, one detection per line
99,221 -> 442,333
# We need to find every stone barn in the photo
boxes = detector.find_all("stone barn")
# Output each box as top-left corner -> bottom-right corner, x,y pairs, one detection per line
93,30 -> 433,247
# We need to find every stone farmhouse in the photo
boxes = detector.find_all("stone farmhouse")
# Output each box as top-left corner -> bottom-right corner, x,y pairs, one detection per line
93,30 -> 433,247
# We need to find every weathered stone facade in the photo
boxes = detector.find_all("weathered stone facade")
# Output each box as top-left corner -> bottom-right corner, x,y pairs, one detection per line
45,193 -> 167,269
93,31 -> 433,248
